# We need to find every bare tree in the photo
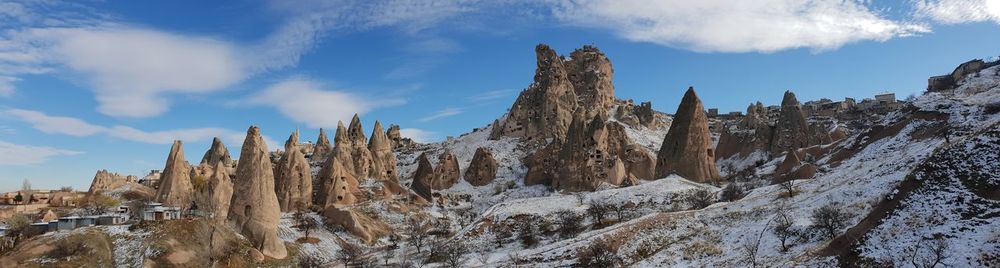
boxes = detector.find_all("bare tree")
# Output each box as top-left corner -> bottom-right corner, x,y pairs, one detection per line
610,202 -> 631,221
740,237 -> 761,268
474,240 -> 492,266
908,235 -> 950,268
294,207 -> 317,239
337,241 -> 374,267
810,203 -> 851,240
576,239 -> 620,267
778,179 -> 797,198
586,199 -> 611,226
772,210 -> 796,252
557,209 -> 584,238
517,216 -> 541,248
720,183 -> 746,202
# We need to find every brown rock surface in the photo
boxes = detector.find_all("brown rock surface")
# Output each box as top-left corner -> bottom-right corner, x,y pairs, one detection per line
464,147 -> 498,186
654,87 -> 721,183
156,140 -> 194,208
716,102 -> 773,160
771,91 -> 814,153
564,45 -> 616,116
368,121 -> 398,181
431,150 -> 461,190
386,124 -> 417,150
410,153 -> 435,202
317,156 -> 359,207
348,114 -> 374,179
87,169 -> 137,195
274,131 -> 313,211
227,126 -> 287,259
490,44 -> 578,142
775,149 -> 801,176
313,128 -> 332,161
200,137 -> 233,167
322,206 -> 390,244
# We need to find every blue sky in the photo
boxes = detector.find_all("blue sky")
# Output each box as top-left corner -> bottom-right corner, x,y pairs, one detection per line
1,0 -> 998,192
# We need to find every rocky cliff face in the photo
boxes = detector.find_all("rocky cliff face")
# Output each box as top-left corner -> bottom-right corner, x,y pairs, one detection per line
716,102 -> 773,160
655,87 -> 721,183
156,140 -> 194,208
386,124 -> 417,150
228,126 -> 286,259
87,169 -> 136,195
490,44 -> 579,143
464,147 -> 498,186
274,131 -> 313,211
565,45 -> 617,117
525,110 -> 653,191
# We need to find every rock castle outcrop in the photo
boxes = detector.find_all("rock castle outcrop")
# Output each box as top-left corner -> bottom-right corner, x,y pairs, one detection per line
654,87 -> 721,183
496,44 -> 656,191
156,140 -> 194,208
228,126 -> 287,259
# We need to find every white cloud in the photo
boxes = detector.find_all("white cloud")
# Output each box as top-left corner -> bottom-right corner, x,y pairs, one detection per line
3,108 -> 276,148
469,89 -> 518,102
18,27 -> 246,117
399,128 -> 438,143
5,108 -> 107,136
418,107 -> 463,122
0,140 -> 83,165
549,0 -> 930,53
246,78 -> 405,129
914,0 -> 1000,24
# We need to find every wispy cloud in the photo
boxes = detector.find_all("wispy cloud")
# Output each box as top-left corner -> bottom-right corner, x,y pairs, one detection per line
468,89 -> 518,102
3,108 -> 276,148
914,0 -> 1000,25
245,77 -> 406,129
418,107 -> 463,122
0,140 -> 83,166
399,128 -> 438,143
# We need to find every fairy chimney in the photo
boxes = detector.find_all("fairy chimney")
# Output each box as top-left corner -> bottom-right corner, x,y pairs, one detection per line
432,149 -> 461,190
201,137 -> 233,168
314,128 -> 332,160
464,147 -> 498,186
274,131 -> 313,211
368,121 -> 398,181
228,126 -> 287,259
410,153 -> 435,202
156,140 -> 194,208
654,87 -> 721,183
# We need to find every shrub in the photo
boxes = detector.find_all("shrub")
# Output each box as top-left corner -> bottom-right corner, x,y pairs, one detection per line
682,189 -> 716,210
810,203 -> 851,240
576,239 -> 620,268
720,183 -> 747,202
556,210 -> 584,238
586,199 -> 612,226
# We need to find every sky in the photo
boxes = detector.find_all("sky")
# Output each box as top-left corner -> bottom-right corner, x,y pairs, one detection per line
1,0 -> 999,192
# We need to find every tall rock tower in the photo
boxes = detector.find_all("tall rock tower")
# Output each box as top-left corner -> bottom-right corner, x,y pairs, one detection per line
156,140 -> 194,208
655,87 -> 721,183
228,126 -> 287,259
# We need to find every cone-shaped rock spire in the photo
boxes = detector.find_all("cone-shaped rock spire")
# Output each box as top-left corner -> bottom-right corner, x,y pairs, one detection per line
314,128 -> 332,160
410,153 -> 435,202
368,121 -> 397,181
228,126 -> 287,259
204,162 -> 233,222
654,87 -> 721,183
156,140 -> 194,208
275,130 -> 313,211
464,147 -> 498,186
201,137 -> 233,167
432,149 -> 460,190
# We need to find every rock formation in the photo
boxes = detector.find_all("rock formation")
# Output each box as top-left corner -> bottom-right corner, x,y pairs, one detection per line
200,137 -> 233,167
431,150 -> 461,190
490,44 -> 579,142
203,162 -> 233,222
771,91 -> 811,153
87,170 -> 137,195
156,140 -> 194,208
525,110 -> 656,191
655,87 -> 721,183
368,121 -> 398,181
386,124 -> 417,150
274,131 -> 313,211
775,149 -> 801,176
317,156 -> 359,207
410,153 -> 435,202
715,102 -> 773,160
464,147 -> 498,186
313,128 -> 332,161
348,114 -> 374,179
564,45 -> 617,116
228,126 -> 287,259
